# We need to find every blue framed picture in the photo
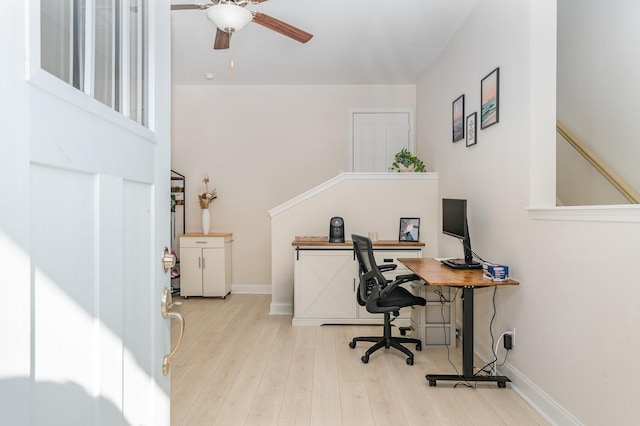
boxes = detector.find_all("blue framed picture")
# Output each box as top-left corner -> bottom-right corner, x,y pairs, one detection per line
481,67 -> 500,129
399,218 -> 420,242
452,94 -> 465,142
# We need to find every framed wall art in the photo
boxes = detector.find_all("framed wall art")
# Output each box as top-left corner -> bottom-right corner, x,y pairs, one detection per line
452,94 -> 465,142
399,217 -> 420,242
466,112 -> 477,147
481,67 -> 500,129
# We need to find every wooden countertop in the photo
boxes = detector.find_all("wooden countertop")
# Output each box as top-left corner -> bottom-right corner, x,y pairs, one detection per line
292,239 -> 425,247
180,233 -> 233,238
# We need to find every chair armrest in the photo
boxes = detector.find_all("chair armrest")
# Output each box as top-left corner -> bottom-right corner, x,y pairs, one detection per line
380,274 -> 420,299
378,263 -> 398,273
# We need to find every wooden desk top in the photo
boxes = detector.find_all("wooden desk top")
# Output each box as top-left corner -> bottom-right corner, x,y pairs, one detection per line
397,257 -> 519,287
180,233 -> 233,238
292,240 -> 425,248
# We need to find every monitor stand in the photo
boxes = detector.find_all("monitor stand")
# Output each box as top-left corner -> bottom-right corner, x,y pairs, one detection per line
441,258 -> 482,270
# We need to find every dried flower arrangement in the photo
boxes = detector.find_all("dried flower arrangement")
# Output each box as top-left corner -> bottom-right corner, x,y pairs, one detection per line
198,177 -> 217,209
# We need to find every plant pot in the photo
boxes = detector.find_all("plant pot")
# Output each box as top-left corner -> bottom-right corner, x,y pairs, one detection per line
398,164 -> 415,172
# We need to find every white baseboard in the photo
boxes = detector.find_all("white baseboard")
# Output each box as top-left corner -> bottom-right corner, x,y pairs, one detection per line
497,362 -> 581,426
269,302 -> 293,315
473,337 -> 580,425
231,283 -> 271,294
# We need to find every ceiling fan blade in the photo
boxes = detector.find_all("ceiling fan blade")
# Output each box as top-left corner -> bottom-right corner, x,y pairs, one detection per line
252,12 -> 313,44
170,4 -> 212,10
213,28 -> 231,50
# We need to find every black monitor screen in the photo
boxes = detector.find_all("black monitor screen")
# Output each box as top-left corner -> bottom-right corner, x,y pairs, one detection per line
442,198 -> 467,239
441,198 -> 480,268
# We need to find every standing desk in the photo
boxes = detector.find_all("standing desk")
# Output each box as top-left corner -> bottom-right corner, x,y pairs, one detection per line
397,257 -> 519,387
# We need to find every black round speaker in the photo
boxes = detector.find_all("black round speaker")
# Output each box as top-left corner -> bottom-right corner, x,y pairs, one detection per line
329,217 -> 345,243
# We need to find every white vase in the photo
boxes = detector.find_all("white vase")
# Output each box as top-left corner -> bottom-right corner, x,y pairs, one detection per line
201,208 -> 210,235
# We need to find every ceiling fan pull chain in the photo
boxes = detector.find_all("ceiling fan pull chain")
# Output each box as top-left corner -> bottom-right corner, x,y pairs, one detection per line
228,45 -> 235,77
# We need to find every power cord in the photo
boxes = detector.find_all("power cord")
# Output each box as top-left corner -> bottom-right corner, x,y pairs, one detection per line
473,286 -> 498,377
437,286 -> 478,388
459,238 -> 487,263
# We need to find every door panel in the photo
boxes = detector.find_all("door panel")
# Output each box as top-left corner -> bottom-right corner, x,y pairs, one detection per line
351,111 -> 413,172
122,180 -> 154,424
31,166 -> 103,425
203,248 -> 224,297
180,247 -> 202,296
295,251 -> 356,319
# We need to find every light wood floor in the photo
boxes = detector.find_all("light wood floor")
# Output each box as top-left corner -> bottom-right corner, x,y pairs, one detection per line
170,294 -> 548,425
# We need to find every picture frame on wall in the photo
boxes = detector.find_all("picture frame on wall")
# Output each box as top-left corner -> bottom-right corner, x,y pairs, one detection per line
466,112 -> 477,147
399,217 -> 420,242
481,67 -> 500,129
452,95 -> 465,142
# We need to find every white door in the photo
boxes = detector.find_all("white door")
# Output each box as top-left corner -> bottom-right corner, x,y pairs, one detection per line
0,2 -> 172,425
350,110 -> 414,172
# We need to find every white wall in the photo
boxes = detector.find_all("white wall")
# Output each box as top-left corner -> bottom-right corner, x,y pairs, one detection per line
417,0 -> 640,424
557,0 -> 640,203
171,85 -> 416,289
269,173 -> 439,314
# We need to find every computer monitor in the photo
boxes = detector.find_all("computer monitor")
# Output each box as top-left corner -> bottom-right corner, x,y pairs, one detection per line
441,198 -> 481,269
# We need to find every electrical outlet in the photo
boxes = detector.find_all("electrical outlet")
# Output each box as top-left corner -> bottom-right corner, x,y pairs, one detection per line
503,334 -> 511,350
511,328 -> 516,347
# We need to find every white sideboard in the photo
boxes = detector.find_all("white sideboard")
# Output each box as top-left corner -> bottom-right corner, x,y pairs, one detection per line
179,233 -> 232,298
292,240 -> 424,327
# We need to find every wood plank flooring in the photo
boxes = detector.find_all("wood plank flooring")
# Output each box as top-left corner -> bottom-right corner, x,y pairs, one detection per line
170,294 -> 548,425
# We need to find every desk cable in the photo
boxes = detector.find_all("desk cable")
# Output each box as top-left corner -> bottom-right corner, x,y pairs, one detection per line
460,238 -> 487,264
474,287 -> 499,378
435,286 -> 475,388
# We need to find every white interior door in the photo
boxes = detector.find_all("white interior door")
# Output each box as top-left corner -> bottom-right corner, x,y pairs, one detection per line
0,1 -> 172,425
350,110 -> 414,172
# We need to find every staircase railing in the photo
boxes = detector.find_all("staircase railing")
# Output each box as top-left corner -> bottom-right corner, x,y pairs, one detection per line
556,120 -> 640,204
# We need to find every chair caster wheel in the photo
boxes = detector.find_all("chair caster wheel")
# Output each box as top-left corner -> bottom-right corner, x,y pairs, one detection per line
361,355 -> 369,364
406,357 -> 414,366
498,381 -> 507,388
428,380 -> 436,387
416,343 -> 422,351
349,341 -> 356,349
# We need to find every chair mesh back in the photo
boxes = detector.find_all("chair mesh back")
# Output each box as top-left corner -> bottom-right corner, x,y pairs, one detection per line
352,234 -> 386,303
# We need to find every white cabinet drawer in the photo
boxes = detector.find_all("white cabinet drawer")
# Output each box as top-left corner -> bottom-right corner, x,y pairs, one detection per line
180,235 -> 230,248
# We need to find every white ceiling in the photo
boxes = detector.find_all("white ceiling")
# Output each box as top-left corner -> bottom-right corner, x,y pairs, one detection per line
170,0 -> 479,85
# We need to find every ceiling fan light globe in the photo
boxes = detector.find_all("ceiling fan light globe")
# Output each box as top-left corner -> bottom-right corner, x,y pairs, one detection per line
206,4 -> 253,33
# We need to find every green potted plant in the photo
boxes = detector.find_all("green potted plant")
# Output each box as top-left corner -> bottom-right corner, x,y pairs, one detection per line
391,148 -> 426,172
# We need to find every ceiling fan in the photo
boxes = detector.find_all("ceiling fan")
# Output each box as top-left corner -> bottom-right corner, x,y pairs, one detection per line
171,0 -> 313,50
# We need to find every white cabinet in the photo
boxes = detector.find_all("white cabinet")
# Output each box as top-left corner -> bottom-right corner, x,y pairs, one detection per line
294,249 -> 357,320
292,242 -> 423,326
179,234 -> 232,298
409,283 -> 456,348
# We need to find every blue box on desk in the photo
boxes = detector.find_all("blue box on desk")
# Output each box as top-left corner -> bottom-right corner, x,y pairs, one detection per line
482,263 -> 509,281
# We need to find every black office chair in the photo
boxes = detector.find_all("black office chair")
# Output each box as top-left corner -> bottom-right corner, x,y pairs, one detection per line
349,234 -> 426,365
